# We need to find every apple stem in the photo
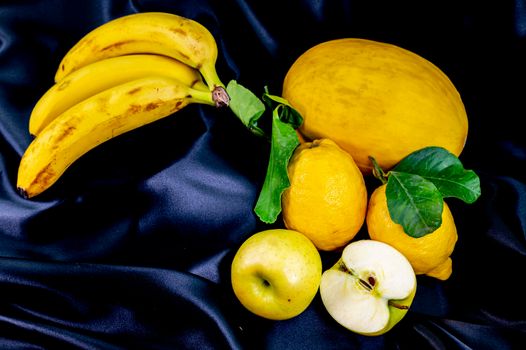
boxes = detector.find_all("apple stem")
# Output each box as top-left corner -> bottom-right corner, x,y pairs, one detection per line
388,300 -> 409,310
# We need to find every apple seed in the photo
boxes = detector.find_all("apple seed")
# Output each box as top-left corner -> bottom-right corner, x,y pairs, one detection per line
338,260 -> 375,292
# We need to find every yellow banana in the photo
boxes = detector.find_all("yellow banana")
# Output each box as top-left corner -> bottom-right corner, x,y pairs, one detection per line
30,54 -> 208,136
54,12 -> 230,107
17,76 -> 215,198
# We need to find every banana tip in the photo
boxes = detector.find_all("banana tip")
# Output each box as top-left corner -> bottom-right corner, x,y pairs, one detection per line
17,187 -> 30,199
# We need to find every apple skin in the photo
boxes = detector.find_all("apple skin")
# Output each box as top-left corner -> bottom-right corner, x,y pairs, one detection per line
320,240 -> 417,336
231,229 -> 322,320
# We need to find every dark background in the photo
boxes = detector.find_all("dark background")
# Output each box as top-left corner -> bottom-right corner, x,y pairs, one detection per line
1,0 -> 525,349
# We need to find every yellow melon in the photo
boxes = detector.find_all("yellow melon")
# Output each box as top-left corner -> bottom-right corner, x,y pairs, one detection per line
282,38 -> 468,173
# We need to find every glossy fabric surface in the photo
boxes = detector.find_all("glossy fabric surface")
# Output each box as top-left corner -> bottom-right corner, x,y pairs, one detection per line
1,0 -> 525,348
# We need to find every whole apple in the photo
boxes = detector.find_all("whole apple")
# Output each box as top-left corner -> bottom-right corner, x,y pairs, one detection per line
320,240 -> 417,335
231,229 -> 322,320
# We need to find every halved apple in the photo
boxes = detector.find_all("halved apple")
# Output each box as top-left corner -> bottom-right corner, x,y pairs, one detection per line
320,240 -> 417,335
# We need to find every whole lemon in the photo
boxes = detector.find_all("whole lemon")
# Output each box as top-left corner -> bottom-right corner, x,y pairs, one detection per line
366,184 -> 458,280
282,138 -> 367,251
282,38 -> 468,173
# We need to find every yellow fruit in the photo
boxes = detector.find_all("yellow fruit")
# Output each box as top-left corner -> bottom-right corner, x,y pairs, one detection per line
282,139 -> 367,251
366,184 -> 458,280
230,229 -> 322,320
282,38 -> 468,173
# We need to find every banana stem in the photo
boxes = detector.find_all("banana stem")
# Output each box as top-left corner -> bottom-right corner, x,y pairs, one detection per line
212,86 -> 230,108
188,88 -> 218,107
199,63 -> 231,107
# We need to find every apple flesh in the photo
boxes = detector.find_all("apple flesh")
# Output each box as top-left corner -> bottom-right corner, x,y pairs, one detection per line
231,229 -> 322,320
320,240 -> 416,335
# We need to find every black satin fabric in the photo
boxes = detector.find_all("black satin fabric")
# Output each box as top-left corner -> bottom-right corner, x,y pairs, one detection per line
1,0 -> 525,349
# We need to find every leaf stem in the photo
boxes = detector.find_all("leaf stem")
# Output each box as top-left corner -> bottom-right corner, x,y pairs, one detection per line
369,156 -> 389,184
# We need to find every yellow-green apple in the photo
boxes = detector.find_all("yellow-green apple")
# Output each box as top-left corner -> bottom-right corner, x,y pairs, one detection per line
320,240 -> 416,335
231,229 -> 322,320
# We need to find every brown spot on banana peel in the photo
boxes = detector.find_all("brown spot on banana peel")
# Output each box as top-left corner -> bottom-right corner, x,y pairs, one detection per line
53,125 -> 77,145
33,163 -> 55,190
169,27 -> 188,37
145,102 -> 160,111
100,40 -> 136,52
127,87 -> 142,95
81,37 -> 95,47
19,163 -> 56,199
127,104 -> 142,114
171,100 -> 184,112
126,101 -> 173,115
179,52 -> 191,61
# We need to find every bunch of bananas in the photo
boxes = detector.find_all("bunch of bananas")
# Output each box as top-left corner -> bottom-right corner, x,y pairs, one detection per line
17,12 -> 230,199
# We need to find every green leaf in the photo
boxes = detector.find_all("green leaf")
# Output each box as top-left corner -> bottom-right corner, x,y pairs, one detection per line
262,92 -> 291,106
262,89 -> 303,128
224,82 -> 302,224
226,80 -> 266,137
254,101 -> 301,224
393,146 -> 481,203
386,172 -> 444,237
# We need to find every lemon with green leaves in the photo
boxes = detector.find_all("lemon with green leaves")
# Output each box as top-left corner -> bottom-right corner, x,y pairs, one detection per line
366,147 -> 481,280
